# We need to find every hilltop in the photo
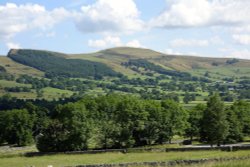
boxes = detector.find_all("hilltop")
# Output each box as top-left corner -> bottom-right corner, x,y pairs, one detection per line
70,47 -> 250,76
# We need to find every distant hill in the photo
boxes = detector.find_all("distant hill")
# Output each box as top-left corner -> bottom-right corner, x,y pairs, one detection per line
0,47 -> 249,101
70,47 -> 250,77
7,49 -> 119,78
1,47 -> 249,79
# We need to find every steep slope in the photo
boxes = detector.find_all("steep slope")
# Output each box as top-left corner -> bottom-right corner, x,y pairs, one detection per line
0,56 -> 44,77
8,49 -> 119,78
70,47 -> 167,76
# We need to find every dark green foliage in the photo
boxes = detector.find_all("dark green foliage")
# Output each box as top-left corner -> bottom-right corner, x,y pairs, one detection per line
185,104 -> 205,141
0,109 -> 34,146
0,66 -> 6,73
35,94 -> 189,151
4,86 -> 31,92
183,92 -> 196,104
8,49 -> 118,78
239,89 -> 250,99
230,101 -> 250,136
161,100 -> 189,143
36,120 -> 69,152
122,59 -> 190,78
225,109 -> 243,143
226,58 -> 239,65
201,93 -> 229,146
37,103 -> 92,152
1,92 -> 250,151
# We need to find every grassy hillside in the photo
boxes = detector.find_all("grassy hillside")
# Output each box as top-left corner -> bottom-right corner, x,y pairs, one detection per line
0,56 -> 44,77
8,49 -> 119,78
70,47 -> 250,77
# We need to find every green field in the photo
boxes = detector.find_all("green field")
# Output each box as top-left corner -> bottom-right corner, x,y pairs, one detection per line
42,87 -> 74,100
0,80 -> 31,88
1,150 -> 250,167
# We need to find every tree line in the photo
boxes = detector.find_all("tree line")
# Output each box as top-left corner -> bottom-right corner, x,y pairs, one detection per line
0,93 -> 250,151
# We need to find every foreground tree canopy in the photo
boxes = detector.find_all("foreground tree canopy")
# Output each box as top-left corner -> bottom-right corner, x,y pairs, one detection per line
0,93 -> 249,151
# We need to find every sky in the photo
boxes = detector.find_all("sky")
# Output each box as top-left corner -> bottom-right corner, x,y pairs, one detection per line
0,0 -> 250,59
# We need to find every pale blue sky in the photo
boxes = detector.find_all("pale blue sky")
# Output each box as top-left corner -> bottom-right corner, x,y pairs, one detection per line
0,0 -> 250,59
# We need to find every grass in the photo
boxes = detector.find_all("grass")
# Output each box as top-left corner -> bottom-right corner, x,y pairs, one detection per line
0,80 -> 31,88
190,67 -> 250,80
42,87 -> 74,100
0,56 -> 44,77
176,159 -> 250,167
1,149 -> 250,167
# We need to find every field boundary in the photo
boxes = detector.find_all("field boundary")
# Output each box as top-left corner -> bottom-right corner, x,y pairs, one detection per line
64,155 -> 250,167
24,145 -> 250,157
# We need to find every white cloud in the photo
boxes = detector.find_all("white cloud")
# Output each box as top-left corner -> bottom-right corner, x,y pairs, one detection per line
164,48 -> 182,55
126,40 -> 144,48
0,3 -> 71,39
220,48 -> 250,59
231,25 -> 250,33
88,36 -> 122,48
229,49 -> 250,59
88,36 -> 144,49
170,39 -> 209,48
210,36 -> 224,45
232,34 -> 250,45
150,0 -> 250,29
34,31 -> 56,38
6,42 -> 21,49
150,0 -> 211,28
75,0 -> 144,34
88,39 -> 107,48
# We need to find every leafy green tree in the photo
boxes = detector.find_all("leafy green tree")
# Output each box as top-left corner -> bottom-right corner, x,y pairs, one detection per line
24,102 -> 49,136
185,104 -> 205,141
3,109 -> 34,146
115,96 -> 147,147
230,101 -> 250,136
0,111 -> 5,144
201,93 -> 229,146
36,120 -> 68,152
225,108 -> 243,143
37,102 -> 92,152
183,92 -> 191,104
97,120 -> 121,149
142,100 -> 162,145
161,99 -> 189,143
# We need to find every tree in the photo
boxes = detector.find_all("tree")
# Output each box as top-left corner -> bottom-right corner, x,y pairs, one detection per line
0,111 -> 5,144
161,99 -> 189,143
36,120 -> 69,152
115,96 -> 147,147
140,100 -> 162,145
3,109 -> 34,146
37,102 -> 92,152
185,104 -> 205,141
183,92 -> 192,104
230,101 -> 250,136
225,108 -> 243,143
97,120 -> 121,149
201,93 -> 228,146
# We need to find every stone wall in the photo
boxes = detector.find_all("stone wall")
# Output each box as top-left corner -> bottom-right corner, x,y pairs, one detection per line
64,156 -> 250,167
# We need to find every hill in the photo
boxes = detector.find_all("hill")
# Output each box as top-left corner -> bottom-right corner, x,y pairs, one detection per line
0,47 -> 249,103
70,47 -> 250,77
8,49 -> 119,78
